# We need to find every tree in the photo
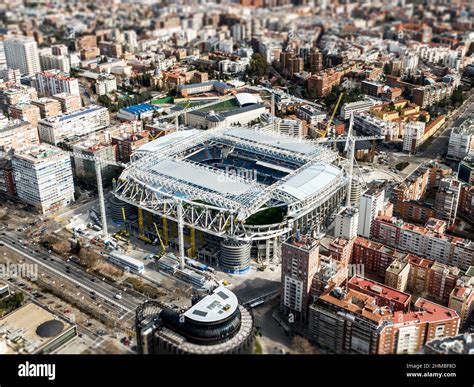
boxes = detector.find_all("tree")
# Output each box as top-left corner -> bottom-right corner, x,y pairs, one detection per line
451,86 -> 464,107
290,336 -> 317,354
249,53 -> 268,77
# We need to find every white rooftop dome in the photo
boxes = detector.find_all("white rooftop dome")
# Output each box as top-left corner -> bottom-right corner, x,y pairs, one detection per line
235,93 -> 262,107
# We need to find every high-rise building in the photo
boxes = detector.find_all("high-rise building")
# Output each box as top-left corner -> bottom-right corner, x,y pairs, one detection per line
39,51 -> 70,73
281,235 -> 320,323
358,187 -> 385,238
4,35 -> 41,76
335,206 -> 359,240
449,269 -> 474,326
12,144 -> 75,213
434,178 -> 462,226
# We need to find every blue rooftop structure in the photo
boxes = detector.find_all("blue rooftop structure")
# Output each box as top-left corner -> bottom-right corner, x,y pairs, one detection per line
121,103 -> 161,115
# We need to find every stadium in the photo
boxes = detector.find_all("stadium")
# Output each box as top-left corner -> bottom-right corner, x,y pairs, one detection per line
113,125 -> 347,274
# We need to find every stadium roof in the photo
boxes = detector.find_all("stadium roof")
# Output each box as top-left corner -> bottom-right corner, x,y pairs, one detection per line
118,126 -> 342,218
279,163 -> 343,201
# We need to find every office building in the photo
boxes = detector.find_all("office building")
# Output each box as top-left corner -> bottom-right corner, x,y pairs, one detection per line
12,145 -> 75,213
135,287 -> 254,354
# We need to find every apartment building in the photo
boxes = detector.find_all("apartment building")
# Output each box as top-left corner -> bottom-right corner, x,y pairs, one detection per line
32,97 -> 62,119
95,74 -> 117,96
357,187 -> 385,238
449,268 -> 474,326
39,51 -> 70,73
335,206 -> 359,240
309,286 -> 460,354
353,112 -> 398,140
12,145 -> 74,213
403,121 -> 426,153
1,68 -> 21,84
0,119 -> 39,152
309,288 -> 393,354
361,80 -> 384,97
328,238 -> 353,266
385,259 -> 410,292
52,93 -> 82,113
371,216 -> 474,270
281,235 -> 320,323
447,120 -> 474,160
434,178 -> 462,226
33,70 -> 80,97
37,105 -> 110,145
8,103 -> 41,127
348,276 -> 411,312
0,85 -> 38,112
413,83 -> 454,108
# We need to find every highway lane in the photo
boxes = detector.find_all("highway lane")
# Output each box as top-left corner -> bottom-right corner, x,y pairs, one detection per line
0,233 -> 143,314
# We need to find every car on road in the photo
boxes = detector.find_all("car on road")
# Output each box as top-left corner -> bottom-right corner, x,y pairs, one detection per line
114,293 -> 122,300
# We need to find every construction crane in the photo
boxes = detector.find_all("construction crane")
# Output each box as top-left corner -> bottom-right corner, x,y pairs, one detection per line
311,117 -> 385,206
323,92 -> 344,138
67,151 -> 126,240
153,222 -> 166,256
